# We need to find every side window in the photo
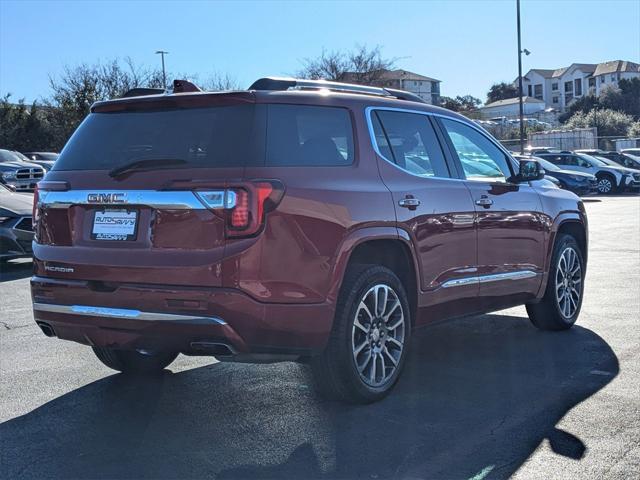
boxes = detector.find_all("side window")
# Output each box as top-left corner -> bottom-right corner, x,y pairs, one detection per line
575,156 -> 591,168
265,105 -> 353,166
440,118 -> 512,182
557,155 -> 576,166
373,110 -> 450,178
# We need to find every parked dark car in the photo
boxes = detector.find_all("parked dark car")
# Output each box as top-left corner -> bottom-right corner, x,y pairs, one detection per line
517,155 -> 597,196
31,78 -> 589,403
0,183 -> 34,263
536,151 -> 640,193
0,149 -> 46,191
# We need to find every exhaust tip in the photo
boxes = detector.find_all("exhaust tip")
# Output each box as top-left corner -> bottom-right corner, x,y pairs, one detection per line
36,321 -> 56,337
189,341 -> 236,356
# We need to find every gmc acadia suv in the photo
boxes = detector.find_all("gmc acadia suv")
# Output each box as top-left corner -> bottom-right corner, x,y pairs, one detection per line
30,78 -> 588,403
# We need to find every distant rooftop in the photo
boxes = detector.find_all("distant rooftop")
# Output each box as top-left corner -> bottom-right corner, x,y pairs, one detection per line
482,96 -> 545,108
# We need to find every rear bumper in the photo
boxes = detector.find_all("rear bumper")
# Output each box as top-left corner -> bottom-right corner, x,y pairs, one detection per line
31,276 -> 334,356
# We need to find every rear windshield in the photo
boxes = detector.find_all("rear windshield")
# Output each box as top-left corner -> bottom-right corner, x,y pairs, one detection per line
54,103 -> 354,171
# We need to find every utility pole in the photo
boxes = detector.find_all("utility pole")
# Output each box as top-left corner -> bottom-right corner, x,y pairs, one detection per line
155,50 -> 169,89
516,0 -> 525,154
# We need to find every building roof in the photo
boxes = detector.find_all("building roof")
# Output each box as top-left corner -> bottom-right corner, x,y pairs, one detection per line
525,69 -> 556,79
594,60 -> 640,76
377,69 -> 441,83
481,96 -> 545,109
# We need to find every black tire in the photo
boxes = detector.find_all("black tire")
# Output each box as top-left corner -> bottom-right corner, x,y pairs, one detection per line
92,347 -> 177,374
526,234 -> 585,331
596,173 -> 616,194
311,264 -> 412,404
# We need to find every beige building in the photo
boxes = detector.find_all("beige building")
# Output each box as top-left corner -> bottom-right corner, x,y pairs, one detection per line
519,60 -> 640,112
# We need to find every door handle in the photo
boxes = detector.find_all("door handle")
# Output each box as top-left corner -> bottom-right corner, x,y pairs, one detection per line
398,196 -> 421,210
475,196 -> 493,208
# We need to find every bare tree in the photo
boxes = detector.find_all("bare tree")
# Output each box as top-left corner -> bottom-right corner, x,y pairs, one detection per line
297,45 -> 396,84
202,72 -> 241,91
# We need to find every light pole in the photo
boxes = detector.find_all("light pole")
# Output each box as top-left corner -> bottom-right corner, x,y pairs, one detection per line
155,50 -> 169,89
516,0 -> 525,154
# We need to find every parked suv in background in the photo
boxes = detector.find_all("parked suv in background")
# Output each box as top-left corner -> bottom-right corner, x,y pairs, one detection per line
515,155 -> 597,196
575,149 -> 640,171
535,151 -> 639,194
0,183 -> 34,262
31,78 -> 589,403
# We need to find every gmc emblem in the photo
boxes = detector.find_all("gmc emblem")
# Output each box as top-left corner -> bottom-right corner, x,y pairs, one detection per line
87,193 -> 126,204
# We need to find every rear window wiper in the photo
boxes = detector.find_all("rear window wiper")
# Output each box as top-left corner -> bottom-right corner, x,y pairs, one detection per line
109,158 -> 187,178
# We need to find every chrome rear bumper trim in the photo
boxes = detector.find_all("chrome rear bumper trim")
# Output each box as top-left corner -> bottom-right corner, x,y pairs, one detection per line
33,302 -> 226,325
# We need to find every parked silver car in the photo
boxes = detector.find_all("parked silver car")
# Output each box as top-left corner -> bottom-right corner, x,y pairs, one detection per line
0,183 -> 34,262
535,151 -> 640,194
0,149 -> 45,192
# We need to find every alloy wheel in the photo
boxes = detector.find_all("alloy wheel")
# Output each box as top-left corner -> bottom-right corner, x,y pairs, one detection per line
597,177 -> 612,194
555,247 -> 582,319
351,284 -> 405,387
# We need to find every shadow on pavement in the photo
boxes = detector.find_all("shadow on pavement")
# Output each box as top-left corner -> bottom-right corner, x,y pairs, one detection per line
1,314 -> 618,479
0,258 -> 32,282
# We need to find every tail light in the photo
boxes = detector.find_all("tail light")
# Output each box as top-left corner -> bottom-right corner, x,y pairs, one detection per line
32,183 -> 40,226
195,180 -> 284,238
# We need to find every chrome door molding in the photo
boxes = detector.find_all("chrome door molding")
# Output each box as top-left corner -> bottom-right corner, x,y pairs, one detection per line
441,270 -> 538,289
38,190 -> 216,210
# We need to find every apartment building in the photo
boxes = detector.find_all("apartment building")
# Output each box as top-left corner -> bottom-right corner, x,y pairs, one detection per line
519,60 -> 640,111
344,69 -> 441,105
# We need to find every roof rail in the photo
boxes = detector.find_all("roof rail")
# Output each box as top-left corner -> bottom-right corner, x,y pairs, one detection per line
121,87 -> 165,98
249,77 -> 426,103
384,88 -> 427,104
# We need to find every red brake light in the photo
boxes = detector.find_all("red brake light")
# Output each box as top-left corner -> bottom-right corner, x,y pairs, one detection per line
32,184 -> 39,223
229,189 -> 250,229
195,181 -> 283,238
226,180 -> 283,238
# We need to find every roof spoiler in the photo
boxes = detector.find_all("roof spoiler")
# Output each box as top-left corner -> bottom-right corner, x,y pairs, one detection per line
121,87 -> 165,98
249,77 -> 427,103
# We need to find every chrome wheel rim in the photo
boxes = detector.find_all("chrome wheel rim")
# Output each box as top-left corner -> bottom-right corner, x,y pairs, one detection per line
351,284 -> 405,387
555,247 -> 582,319
597,178 -> 612,193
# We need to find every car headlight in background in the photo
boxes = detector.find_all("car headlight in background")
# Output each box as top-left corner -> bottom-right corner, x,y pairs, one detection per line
1,171 -> 17,180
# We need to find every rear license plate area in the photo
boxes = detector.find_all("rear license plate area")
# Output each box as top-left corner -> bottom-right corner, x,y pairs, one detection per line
92,210 -> 138,241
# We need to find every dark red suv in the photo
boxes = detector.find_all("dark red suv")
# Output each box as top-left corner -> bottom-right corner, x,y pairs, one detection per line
31,78 -> 588,403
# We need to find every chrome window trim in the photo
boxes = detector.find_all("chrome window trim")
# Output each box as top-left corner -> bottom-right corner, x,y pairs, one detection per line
33,302 -> 226,325
364,106 -> 518,180
38,190 -> 215,210
441,270 -> 538,288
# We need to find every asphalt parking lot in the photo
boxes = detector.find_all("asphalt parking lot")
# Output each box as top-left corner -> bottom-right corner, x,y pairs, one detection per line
1,194 -> 638,480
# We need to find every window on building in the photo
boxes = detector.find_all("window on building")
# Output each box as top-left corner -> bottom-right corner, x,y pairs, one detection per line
552,82 -> 559,91
600,76 -> 606,84
553,97 -> 559,104
588,77 -> 596,89
564,81 -> 573,93
534,84 -> 543,100
611,74 -> 616,82
574,78 -> 582,96
527,85 -> 533,97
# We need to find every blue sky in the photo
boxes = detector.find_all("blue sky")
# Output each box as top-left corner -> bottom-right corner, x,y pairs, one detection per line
1,0 -> 639,103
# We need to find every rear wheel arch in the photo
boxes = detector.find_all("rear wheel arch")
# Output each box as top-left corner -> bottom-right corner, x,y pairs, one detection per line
343,238 -> 418,326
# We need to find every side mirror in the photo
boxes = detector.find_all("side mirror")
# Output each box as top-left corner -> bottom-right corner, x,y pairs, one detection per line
514,159 -> 544,182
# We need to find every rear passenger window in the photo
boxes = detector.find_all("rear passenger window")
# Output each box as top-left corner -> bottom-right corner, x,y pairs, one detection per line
372,110 -> 450,178
266,105 -> 353,166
